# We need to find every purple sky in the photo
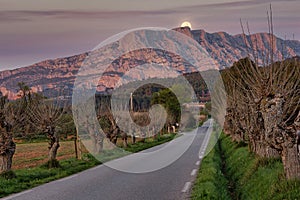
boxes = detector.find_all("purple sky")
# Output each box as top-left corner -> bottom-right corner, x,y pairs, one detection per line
0,0 -> 299,70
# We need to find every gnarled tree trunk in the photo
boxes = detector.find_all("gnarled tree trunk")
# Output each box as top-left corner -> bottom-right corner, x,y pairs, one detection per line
0,141 -> 15,174
46,126 -> 60,167
281,144 -> 300,179
254,140 -> 279,158
88,124 -> 104,154
49,139 -> 59,161
0,122 -> 16,175
121,131 -> 128,148
261,95 -> 300,178
132,134 -> 136,144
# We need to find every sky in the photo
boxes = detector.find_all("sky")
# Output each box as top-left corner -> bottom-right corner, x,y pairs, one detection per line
0,0 -> 299,70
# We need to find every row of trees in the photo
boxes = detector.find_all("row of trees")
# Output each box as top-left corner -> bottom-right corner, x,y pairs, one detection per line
95,89 -> 180,152
218,7 -> 300,180
222,56 -> 300,179
0,84 -> 74,175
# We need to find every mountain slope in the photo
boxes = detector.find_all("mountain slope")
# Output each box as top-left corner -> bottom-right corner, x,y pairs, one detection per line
1,27 -> 299,99
190,29 -> 300,69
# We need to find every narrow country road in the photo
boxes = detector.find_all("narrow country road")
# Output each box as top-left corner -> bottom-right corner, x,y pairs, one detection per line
3,120 -> 213,200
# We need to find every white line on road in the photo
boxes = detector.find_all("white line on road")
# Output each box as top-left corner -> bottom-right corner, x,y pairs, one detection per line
195,160 -> 200,166
191,169 -> 198,176
2,189 -> 33,200
181,182 -> 192,193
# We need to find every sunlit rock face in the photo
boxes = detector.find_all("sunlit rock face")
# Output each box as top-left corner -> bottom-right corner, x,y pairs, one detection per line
0,28 -> 299,99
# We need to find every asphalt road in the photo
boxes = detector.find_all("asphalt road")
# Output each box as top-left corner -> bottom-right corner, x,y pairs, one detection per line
3,120 -> 213,200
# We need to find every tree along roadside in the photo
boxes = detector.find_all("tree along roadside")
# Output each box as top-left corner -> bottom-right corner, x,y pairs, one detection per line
0,133 -> 176,198
191,134 -> 300,200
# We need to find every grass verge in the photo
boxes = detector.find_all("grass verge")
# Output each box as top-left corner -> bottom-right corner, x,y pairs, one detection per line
192,133 -> 300,200
221,134 -> 300,200
191,137 -> 231,199
0,134 -> 176,198
0,154 -> 100,198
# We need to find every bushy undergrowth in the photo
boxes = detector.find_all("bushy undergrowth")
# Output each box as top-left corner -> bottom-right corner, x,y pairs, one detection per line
192,133 -> 300,200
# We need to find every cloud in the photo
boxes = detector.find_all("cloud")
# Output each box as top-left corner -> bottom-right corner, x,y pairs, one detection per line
0,12 -> 31,22
176,0 -> 297,10
0,0 -> 296,23
0,9 -> 186,22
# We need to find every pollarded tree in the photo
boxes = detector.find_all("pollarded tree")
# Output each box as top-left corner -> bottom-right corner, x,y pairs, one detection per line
225,56 -> 300,179
222,59 -> 279,157
28,96 -> 70,168
99,104 -> 128,148
0,92 -> 24,177
259,59 -> 300,179
222,6 -> 299,179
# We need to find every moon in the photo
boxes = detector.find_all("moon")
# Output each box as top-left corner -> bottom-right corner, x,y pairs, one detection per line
181,21 -> 192,29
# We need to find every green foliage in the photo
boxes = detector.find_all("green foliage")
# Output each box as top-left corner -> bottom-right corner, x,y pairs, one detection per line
170,83 -> 193,103
95,72 -> 210,112
124,134 -> 176,153
192,133 -> 300,200
42,159 -> 61,169
191,142 -> 231,200
220,134 -> 300,200
0,154 -> 100,198
151,89 -> 181,125
0,134 -> 176,198
0,170 -> 16,180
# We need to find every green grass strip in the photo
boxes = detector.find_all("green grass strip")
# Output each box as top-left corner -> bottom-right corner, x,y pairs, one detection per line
0,134 -> 176,198
192,133 -> 300,200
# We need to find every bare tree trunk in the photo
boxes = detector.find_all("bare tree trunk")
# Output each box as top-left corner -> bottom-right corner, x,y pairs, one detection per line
266,147 -> 280,158
132,134 -> 136,144
121,132 -> 128,148
0,141 -> 15,174
255,141 -> 279,158
281,144 -> 300,180
77,138 -> 82,160
232,131 -> 243,143
47,127 -> 60,168
89,133 -> 104,154
95,134 -> 104,153
74,136 -> 78,159
74,135 -> 82,160
49,140 -> 60,161
49,135 -> 59,159
122,138 -> 127,148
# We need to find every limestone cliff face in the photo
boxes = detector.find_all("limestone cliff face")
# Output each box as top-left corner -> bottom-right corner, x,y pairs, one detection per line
190,29 -> 300,69
0,53 -> 87,99
0,27 -> 299,99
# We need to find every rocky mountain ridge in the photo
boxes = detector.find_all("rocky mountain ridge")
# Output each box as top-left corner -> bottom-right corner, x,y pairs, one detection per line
1,27 -> 299,99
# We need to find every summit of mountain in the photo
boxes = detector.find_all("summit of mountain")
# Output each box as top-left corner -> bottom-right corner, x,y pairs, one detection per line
1,27 -> 299,99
